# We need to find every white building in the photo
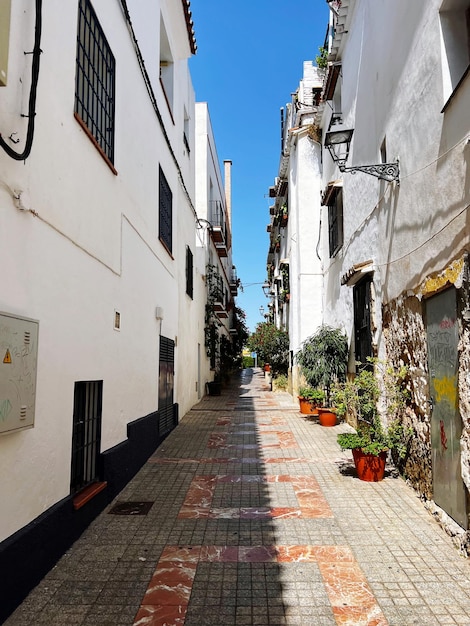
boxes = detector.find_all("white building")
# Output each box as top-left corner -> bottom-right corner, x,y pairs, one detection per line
0,0 -> 233,619
265,0 -> 470,545
195,103 -> 239,390
318,0 -> 470,542
266,61 -> 324,392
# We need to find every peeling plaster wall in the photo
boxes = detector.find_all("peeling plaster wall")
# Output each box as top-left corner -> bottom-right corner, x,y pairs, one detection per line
383,294 -> 432,499
383,256 -> 470,549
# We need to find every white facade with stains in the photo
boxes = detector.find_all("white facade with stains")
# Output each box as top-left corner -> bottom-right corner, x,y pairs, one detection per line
318,0 -> 470,544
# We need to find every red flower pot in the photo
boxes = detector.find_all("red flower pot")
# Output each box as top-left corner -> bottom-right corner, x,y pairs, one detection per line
352,448 -> 387,482
298,397 -> 318,415
317,408 -> 337,427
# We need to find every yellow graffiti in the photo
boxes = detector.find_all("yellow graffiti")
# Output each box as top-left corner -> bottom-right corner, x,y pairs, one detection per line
433,375 -> 458,408
420,258 -> 464,296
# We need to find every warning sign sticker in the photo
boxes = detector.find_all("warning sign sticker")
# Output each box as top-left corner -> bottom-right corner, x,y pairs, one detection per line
3,349 -> 12,364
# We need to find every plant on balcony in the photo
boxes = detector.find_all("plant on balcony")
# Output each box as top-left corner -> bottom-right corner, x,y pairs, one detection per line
204,264 -> 223,370
315,46 -> 328,70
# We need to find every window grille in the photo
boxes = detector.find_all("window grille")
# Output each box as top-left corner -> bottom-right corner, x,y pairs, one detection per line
70,380 -> 103,494
353,276 -> 373,368
159,166 -> 173,253
75,0 -> 115,163
328,188 -> 343,257
159,337 -> 175,435
186,246 -> 194,298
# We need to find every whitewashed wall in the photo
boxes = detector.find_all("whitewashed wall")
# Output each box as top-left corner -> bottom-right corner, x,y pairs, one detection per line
0,0 -> 197,542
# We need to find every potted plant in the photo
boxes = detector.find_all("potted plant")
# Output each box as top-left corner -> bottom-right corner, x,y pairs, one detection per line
296,325 -> 348,426
298,387 -> 325,415
335,360 -> 410,481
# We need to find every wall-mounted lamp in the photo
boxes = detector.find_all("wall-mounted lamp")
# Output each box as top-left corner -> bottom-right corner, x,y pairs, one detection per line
262,281 -> 271,297
259,306 -> 265,318
196,217 -> 213,231
324,129 -> 400,183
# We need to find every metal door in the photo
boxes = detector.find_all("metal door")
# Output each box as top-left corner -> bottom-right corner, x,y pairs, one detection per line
158,336 -> 175,436
426,288 -> 468,528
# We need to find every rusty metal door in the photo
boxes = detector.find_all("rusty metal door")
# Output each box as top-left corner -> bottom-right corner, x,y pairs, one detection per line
426,288 -> 468,529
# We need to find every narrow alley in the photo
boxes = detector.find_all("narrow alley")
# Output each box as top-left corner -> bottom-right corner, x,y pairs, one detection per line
6,369 -> 470,626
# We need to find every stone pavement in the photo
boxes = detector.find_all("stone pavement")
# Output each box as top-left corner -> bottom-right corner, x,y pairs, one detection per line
5,368 -> 470,626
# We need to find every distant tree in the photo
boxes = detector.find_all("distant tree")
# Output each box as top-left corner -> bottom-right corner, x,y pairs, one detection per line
220,305 -> 250,375
247,323 -> 289,375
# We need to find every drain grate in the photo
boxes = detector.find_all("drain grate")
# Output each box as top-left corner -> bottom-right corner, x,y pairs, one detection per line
108,501 -> 154,516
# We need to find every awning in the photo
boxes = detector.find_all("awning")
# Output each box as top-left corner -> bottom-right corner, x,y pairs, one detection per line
341,260 -> 374,286
321,180 -> 343,206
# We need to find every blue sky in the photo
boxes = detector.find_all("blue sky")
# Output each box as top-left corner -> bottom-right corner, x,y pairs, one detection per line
189,0 -> 329,331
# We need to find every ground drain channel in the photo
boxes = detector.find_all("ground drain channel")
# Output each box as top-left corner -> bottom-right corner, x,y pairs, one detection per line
108,501 -> 154,515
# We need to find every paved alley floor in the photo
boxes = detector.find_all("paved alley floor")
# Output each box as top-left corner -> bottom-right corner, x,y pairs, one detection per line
5,368 -> 470,625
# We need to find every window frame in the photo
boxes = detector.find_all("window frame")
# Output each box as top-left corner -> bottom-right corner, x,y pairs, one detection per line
74,0 -> 116,173
328,188 -> 343,258
186,245 -> 194,299
70,380 -> 103,495
353,276 -> 374,369
159,166 -> 173,254
439,0 -> 470,110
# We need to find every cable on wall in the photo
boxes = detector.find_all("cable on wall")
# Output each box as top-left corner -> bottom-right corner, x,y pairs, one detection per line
118,0 -> 198,220
0,0 -> 42,161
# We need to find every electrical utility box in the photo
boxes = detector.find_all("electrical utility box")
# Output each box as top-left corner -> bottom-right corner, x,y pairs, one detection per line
0,312 -> 39,435
0,0 -> 12,86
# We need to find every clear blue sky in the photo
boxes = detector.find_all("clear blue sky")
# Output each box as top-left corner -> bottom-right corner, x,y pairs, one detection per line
189,0 -> 329,331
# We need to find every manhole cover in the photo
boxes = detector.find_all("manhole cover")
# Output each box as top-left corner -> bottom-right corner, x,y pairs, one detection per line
108,501 -> 154,515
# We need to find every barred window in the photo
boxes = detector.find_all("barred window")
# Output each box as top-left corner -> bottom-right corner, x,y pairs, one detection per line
75,0 -> 115,165
70,380 -> 103,494
159,166 -> 173,253
328,188 -> 343,258
186,246 -> 194,298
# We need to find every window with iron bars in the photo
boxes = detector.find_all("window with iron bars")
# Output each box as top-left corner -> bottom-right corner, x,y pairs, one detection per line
75,0 -> 115,165
70,380 -> 103,494
186,246 -> 194,299
328,188 -> 343,258
159,166 -> 173,253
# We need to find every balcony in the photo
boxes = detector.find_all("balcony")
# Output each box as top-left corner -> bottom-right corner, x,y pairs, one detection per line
209,200 -> 228,257
229,267 -> 239,296
208,272 -> 229,318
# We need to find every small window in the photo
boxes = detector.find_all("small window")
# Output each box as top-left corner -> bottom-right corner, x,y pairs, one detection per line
70,380 -> 103,494
75,0 -> 115,165
160,18 -> 174,115
184,108 -> 190,154
439,0 -> 470,107
328,188 -> 343,257
186,246 -> 193,299
159,166 -> 172,254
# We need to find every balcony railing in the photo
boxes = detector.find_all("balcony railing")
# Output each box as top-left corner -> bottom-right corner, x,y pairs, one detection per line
209,200 -> 228,257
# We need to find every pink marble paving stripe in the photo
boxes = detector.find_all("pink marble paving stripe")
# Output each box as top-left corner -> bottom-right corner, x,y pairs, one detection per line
206,430 -> 297,450
177,474 -> 333,519
134,545 -> 386,626
178,476 -> 216,519
148,457 -> 313,464
314,546 -> 389,625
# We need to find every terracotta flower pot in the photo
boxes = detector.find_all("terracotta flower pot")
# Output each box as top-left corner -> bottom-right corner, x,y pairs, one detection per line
298,397 -> 318,415
317,408 -> 337,427
352,448 -> 387,482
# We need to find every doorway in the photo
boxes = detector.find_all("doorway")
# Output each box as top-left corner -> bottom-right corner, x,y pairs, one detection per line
426,287 -> 468,529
